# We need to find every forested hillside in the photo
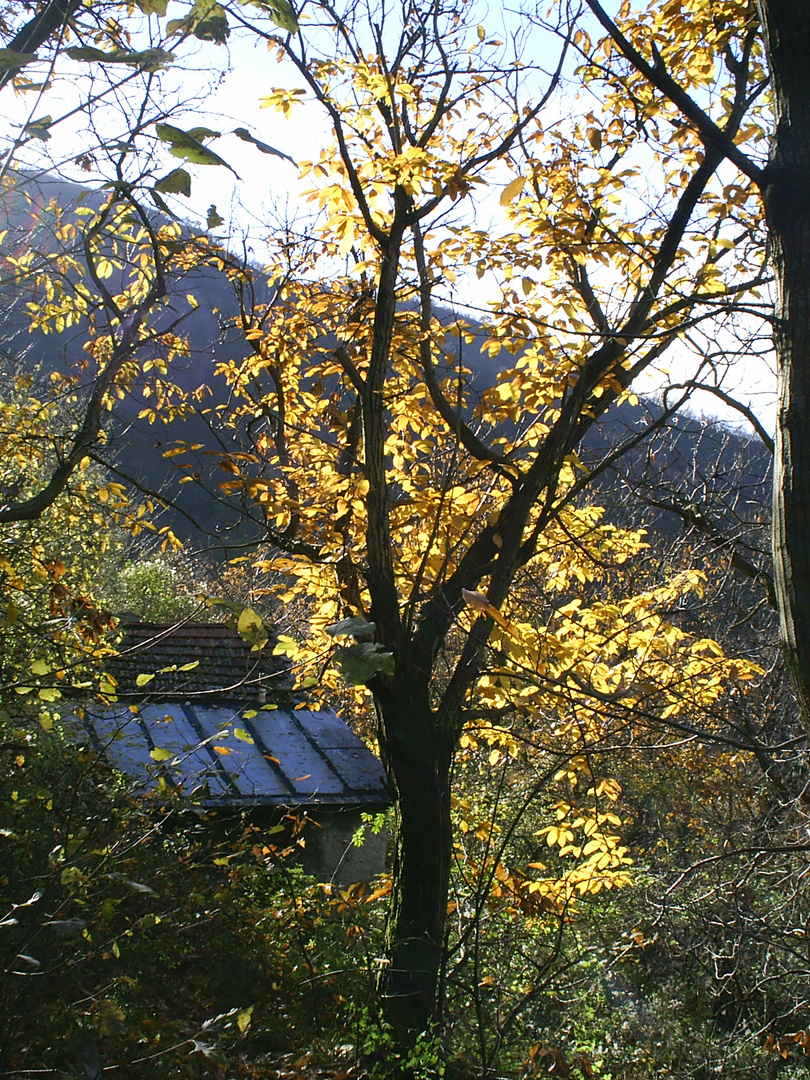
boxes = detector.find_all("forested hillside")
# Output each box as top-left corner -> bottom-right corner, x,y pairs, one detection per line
1,2 -> 807,1078
1,175 -> 773,554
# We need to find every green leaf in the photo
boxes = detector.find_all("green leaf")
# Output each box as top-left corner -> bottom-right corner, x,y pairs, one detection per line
0,49 -> 38,71
150,188 -> 175,216
238,0 -> 298,33
232,127 -> 296,165
135,673 -> 155,687
186,126 -> 221,142
197,594 -> 242,613
30,659 -> 50,676
37,687 -> 61,702
333,643 -> 394,685
234,727 -> 254,744
178,661 -> 200,672
154,167 -> 192,196
66,46 -> 175,70
150,747 -> 173,762
135,0 -> 168,13
326,617 -> 376,638
167,0 -> 230,42
155,123 -> 239,176
23,115 -> 52,141
102,898 -> 121,923
237,1005 -> 255,1033
207,204 -> 224,229
127,48 -> 177,71
192,2 -> 230,42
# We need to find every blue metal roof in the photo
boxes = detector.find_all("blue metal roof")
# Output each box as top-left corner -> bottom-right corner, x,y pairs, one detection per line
71,700 -> 389,809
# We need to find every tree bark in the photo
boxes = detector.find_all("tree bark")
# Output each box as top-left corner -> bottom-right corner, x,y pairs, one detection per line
376,685 -> 454,1035
757,1 -> 810,730
0,1 -> 82,90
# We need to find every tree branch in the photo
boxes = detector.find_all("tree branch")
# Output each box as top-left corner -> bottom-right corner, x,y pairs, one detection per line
582,0 -> 766,184
0,0 -> 81,90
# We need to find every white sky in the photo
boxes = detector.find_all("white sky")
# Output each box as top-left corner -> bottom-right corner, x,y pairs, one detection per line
0,2 -> 777,437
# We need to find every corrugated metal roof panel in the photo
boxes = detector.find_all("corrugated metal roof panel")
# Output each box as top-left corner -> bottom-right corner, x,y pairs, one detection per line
297,707 -> 371,750
71,700 -> 389,810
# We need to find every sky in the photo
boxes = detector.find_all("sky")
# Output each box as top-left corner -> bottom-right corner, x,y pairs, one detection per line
1,16 -> 317,238
0,0 -> 777,437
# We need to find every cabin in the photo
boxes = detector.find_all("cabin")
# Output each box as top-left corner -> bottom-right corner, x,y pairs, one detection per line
70,621 -> 389,883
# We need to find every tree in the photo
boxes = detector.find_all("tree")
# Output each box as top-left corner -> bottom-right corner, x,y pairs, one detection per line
753,1 -> 810,728
152,0 -> 772,1036
579,0 -> 810,738
0,376 -> 122,701
0,0 -> 296,529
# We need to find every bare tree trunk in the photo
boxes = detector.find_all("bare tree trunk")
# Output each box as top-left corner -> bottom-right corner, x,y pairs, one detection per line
757,1 -> 810,729
376,686 -> 454,1035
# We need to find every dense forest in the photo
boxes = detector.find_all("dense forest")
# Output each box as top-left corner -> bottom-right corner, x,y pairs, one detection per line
2,1 -> 809,1077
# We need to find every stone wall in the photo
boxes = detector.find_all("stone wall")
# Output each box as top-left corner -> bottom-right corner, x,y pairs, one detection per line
298,811 -> 387,884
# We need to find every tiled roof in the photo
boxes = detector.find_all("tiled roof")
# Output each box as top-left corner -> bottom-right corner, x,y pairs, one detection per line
110,621 -> 289,701
78,621 -> 390,811
72,700 -> 389,810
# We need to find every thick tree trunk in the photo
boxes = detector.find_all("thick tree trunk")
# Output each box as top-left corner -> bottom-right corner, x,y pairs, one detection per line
376,688 -> 453,1035
757,1 -> 810,729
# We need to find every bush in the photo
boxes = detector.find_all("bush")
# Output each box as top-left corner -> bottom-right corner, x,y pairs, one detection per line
0,708 -> 387,1076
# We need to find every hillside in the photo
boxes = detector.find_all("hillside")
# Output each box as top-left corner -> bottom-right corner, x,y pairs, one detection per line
0,175 -> 772,565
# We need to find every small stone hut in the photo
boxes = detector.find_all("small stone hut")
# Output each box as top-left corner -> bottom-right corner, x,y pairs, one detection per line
71,621 -> 389,883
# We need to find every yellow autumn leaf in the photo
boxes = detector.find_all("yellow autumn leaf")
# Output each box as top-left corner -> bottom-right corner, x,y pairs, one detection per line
237,1005 -> 255,1033
461,589 -> 510,629
499,176 -> 526,205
